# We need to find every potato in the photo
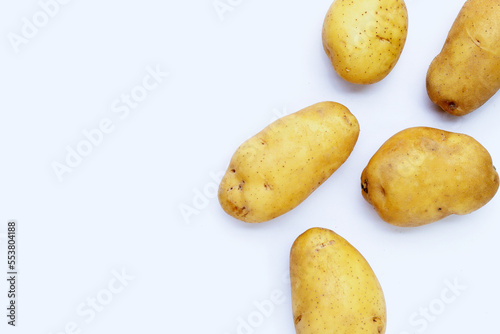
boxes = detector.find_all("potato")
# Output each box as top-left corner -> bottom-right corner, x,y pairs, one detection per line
218,102 -> 359,223
361,127 -> 499,227
322,0 -> 408,84
426,0 -> 500,116
290,227 -> 386,334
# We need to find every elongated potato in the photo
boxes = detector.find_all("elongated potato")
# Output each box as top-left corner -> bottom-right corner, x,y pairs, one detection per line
218,102 -> 359,223
322,0 -> 408,84
427,0 -> 500,115
290,227 -> 386,334
361,127 -> 499,227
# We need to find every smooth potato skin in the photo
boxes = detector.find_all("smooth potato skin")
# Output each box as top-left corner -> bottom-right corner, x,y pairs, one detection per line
426,0 -> 500,115
218,102 -> 359,223
290,227 -> 386,334
322,0 -> 408,84
361,127 -> 499,227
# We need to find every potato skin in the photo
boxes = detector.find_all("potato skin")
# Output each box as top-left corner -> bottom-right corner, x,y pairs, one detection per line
361,127 -> 499,227
426,0 -> 500,116
218,102 -> 359,223
290,227 -> 386,334
322,0 -> 408,84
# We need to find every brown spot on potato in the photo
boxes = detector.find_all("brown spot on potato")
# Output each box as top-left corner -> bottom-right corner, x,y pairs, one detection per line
362,179 -> 369,194
376,35 -> 391,43
232,205 -> 249,217
315,240 -> 335,251
294,314 -> 302,325
372,316 -> 384,333
447,101 -> 457,110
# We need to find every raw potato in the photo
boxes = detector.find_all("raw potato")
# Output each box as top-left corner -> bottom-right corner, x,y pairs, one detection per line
322,0 -> 408,84
218,102 -> 359,223
361,127 -> 499,227
290,227 -> 386,334
427,0 -> 500,116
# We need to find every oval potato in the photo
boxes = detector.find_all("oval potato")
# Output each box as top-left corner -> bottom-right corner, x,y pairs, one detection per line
290,227 -> 386,334
218,102 -> 359,223
361,127 -> 499,227
322,0 -> 408,84
426,0 -> 500,116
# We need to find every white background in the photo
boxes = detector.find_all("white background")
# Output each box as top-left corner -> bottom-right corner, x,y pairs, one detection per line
1,0 -> 499,333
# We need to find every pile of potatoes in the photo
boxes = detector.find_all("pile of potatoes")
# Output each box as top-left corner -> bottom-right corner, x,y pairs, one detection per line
217,0 -> 500,333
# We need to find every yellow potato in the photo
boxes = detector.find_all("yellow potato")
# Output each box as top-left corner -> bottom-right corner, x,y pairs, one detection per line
290,227 -> 386,334
322,0 -> 408,84
426,0 -> 500,116
218,102 -> 359,223
361,127 -> 499,227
